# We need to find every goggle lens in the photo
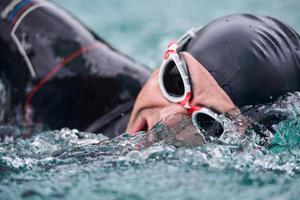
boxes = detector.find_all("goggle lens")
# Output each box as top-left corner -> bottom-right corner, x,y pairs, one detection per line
193,112 -> 224,142
163,60 -> 185,97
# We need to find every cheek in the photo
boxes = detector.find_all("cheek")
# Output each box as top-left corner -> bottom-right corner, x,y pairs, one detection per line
139,77 -> 161,100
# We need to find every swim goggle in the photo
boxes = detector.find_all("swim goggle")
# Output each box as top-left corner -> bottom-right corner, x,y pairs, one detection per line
158,27 -> 224,142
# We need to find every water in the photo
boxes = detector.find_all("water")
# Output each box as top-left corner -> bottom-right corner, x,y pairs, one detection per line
2,0 -> 300,199
1,92 -> 300,200
52,0 -> 300,69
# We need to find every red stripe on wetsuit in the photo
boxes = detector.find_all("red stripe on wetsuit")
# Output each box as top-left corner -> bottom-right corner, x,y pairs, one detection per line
24,43 -> 102,124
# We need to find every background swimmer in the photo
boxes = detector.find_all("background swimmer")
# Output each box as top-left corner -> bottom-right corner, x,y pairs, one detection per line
0,0 -> 149,138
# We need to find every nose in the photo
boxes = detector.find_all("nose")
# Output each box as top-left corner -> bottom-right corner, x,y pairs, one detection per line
147,104 -> 188,130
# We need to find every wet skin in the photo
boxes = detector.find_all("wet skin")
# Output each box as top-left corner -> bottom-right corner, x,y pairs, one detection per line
135,114 -> 207,148
126,52 -> 239,145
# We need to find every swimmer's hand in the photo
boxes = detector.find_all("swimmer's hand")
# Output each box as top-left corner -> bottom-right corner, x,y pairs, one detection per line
127,52 -> 237,134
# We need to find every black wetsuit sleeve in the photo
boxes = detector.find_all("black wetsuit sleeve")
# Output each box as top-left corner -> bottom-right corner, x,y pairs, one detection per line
0,0 -> 150,137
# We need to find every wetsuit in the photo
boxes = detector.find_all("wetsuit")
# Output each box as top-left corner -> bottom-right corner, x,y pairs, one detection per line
0,0 -> 150,138
184,14 -> 300,107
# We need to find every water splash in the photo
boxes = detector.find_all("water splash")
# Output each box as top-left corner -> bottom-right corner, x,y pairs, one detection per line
1,93 -> 300,199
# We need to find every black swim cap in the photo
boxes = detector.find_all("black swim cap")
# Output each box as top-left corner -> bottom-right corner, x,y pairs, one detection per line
184,14 -> 300,107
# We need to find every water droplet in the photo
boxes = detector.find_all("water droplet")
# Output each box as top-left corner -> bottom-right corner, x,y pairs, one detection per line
220,42 -> 228,46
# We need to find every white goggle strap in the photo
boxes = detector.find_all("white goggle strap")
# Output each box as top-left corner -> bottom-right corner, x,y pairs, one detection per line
177,27 -> 201,50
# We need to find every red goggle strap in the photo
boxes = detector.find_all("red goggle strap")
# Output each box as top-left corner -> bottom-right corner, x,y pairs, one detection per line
179,92 -> 202,115
163,41 -> 178,60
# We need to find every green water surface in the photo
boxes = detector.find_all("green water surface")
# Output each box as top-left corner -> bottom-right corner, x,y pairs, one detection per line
52,0 -> 300,69
1,93 -> 300,200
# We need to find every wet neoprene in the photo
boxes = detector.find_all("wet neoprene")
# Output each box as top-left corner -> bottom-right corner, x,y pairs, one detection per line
0,0 -> 150,137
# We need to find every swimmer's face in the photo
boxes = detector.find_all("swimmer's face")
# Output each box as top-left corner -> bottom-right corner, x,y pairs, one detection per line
126,52 -> 236,137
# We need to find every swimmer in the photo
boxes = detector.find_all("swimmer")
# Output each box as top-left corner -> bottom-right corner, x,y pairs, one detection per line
1,1 -> 299,144
0,0 -> 150,138
127,14 -> 300,146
